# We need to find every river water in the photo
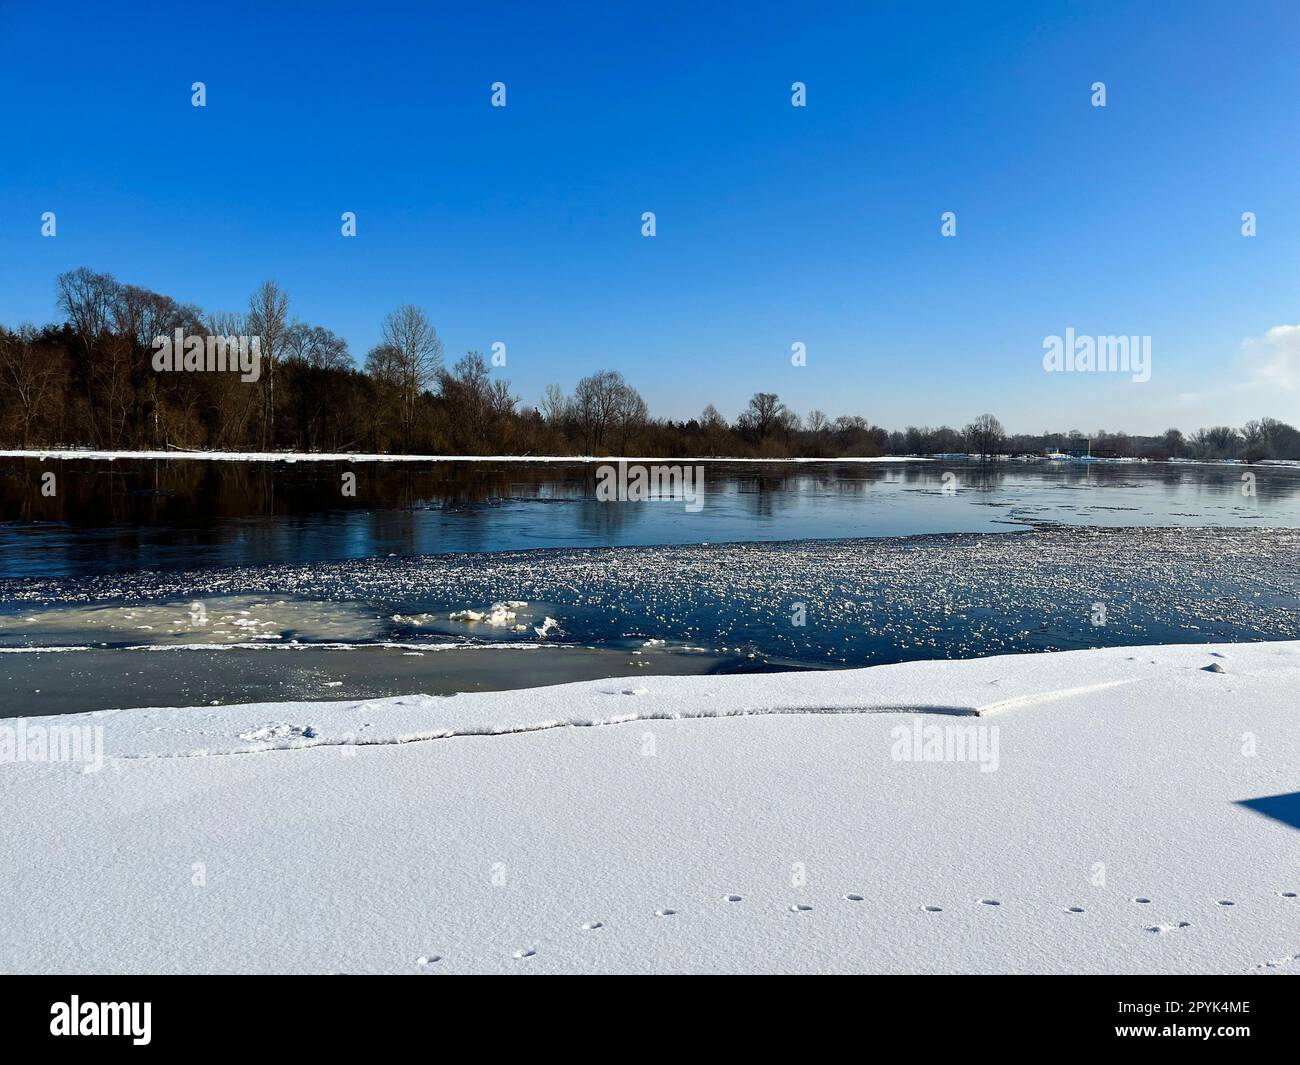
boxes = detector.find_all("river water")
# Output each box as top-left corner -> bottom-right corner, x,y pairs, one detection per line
1,458 -> 1297,714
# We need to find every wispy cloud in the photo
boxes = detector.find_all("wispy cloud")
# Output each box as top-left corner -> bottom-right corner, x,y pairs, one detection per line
1240,325 -> 1300,391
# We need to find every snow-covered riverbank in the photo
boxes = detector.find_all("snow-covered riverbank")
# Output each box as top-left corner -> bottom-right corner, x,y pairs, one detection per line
5,448 -> 1296,468
3,641 -> 1298,973
0,448 -> 929,464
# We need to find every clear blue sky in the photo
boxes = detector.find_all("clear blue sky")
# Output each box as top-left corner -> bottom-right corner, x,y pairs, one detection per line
1,0 -> 1297,434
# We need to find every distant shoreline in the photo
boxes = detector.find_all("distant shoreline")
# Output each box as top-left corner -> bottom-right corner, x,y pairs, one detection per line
3,448 -> 1299,469
0,448 -> 928,464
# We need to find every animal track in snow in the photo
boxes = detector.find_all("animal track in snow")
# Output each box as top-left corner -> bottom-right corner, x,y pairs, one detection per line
405,885 -> 1288,971
1249,952 -> 1300,973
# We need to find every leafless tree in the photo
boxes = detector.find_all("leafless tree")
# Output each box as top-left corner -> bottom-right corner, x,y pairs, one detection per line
248,280 -> 289,448
610,382 -> 647,451
1189,425 -> 1242,461
56,267 -> 118,352
963,413 -> 1006,459
700,404 -> 727,431
698,404 -> 731,456
572,370 -> 644,453
776,407 -> 802,444
55,267 -> 122,444
739,392 -> 786,442
541,383 -> 569,424
0,326 -> 67,447
379,304 -> 442,449
283,322 -> 351,370
439,351 -> 494,451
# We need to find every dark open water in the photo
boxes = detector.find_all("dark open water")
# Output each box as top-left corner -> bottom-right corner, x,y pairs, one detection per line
3,457 -> 1299,579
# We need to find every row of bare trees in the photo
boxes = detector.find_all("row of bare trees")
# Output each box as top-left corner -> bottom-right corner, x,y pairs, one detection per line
0,269 -> 431,452
3,267 -> 1299,461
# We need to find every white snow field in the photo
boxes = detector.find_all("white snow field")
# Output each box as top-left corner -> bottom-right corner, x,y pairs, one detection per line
2,641 -> 1299,974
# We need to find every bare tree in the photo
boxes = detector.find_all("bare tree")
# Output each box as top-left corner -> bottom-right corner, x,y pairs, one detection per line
0,326 -> 67,447
610,381 -> 647,451
1189,425 -> 1242,461
439,351 -> 492,450
283,322 -> 351,370
379,304 -> 442,449
541,383 -> 569,424
776,407 -> 802,444
572,370 -> 643,453
488,379 -> 517,419
361,342 -> 402,448
56,267 -> 118,353
739,392 -> 786,442
247,281 -> 289,449
697,404 -> 731,456
56,267 -> 122,444
277,323 -> 353,449
963,413 -> 1006,460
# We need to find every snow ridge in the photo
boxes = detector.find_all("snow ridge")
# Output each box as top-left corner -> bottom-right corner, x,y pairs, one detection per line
57,640 -> 1300,760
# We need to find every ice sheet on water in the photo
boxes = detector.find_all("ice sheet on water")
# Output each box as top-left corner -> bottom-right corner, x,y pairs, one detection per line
0,594 -> 385,647
5,527 -> 1297,666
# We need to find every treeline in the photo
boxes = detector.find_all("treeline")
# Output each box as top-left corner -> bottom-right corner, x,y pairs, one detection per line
2,267 -> 1298,462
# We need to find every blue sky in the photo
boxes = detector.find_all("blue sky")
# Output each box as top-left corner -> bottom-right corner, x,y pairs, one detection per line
1,0 -> 1297,434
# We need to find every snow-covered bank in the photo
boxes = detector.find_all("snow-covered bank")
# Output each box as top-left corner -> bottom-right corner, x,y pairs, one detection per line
0,448 -> 927,464
3,641 -> 1299,974
37,639 -> 1293,757
5,448 -> 1297,468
